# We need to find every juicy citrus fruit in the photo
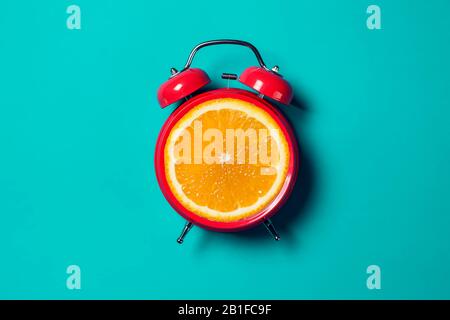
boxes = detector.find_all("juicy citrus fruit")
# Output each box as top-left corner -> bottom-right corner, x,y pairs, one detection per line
164,98 -> 290,222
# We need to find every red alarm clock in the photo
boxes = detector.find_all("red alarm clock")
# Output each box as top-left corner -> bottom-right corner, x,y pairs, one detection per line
155,40 -> 299,243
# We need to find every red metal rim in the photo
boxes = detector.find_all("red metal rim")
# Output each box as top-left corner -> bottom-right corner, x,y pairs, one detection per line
154,88 -> 299,232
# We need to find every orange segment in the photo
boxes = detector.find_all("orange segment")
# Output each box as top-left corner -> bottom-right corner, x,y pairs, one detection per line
164,98 -> 289,222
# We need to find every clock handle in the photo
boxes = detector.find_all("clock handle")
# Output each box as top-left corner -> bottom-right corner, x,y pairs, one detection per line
181,39 -> 269,73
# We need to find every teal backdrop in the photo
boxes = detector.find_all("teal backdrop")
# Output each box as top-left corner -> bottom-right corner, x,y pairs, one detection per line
1,0 -> 450,299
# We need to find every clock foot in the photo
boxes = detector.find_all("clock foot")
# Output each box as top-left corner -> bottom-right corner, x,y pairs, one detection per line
264,219 -> 280,241
177,222 -> 193,244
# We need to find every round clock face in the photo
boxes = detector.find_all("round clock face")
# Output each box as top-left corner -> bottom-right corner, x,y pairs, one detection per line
155,89 -> 298,231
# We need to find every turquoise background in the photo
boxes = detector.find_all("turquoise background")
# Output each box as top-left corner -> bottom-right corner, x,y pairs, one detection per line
1,0 -> 450,299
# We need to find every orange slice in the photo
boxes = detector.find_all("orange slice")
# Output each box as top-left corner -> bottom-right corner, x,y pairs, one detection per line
164,98 -> 290,222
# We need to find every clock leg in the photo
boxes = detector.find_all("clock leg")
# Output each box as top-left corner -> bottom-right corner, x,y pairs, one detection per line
177,222 -> 193,244
264,219 -> 280,241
